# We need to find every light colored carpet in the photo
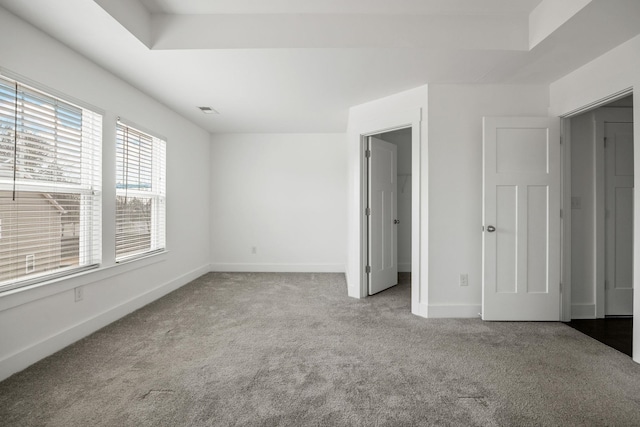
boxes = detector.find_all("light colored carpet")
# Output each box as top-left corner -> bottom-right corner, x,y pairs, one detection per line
1,272 -> 640,426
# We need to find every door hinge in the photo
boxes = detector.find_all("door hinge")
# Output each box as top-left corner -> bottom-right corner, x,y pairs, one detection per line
366,265 -> 371,274
365,149 -> 371,158
560,136 -> 563,145
365,207 -> 371,216
560,209 -> 563,218
559,282 -> 563,293
605,280 -> 609,289
604,137 -> 608,147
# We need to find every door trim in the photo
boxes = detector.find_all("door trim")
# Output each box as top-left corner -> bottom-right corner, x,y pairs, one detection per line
560,89 -> 634,322
561,118 -> 572,322
357,108 -> 425,316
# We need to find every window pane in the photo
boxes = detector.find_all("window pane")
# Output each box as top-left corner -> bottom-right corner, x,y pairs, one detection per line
116,127 -> 153,191
0,83 -> 16,180
0,76 -> 102,292
17,87 -> 83,185
0,191 -> 80,284
115,195 -> 151,258
115,122 -> 165,262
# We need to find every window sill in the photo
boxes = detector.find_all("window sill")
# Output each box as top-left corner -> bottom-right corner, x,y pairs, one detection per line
0,250 -> 169,312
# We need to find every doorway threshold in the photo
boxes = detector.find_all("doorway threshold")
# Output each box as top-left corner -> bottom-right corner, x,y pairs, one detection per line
564,317 -> 633,357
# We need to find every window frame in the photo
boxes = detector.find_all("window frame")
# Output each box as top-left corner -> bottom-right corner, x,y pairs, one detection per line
114,119 -> 166,262
0,72 -> 103,293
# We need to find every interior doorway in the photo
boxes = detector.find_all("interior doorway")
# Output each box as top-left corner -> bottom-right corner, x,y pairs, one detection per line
365,128 -> 412,297
564,93 -> 634,355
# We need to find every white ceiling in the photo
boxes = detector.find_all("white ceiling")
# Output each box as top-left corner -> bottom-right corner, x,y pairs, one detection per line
0,0 -> 639,133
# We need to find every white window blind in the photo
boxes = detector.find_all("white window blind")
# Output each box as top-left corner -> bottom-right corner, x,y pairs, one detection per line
115,121 -> 165,261
0,76 -> 102,292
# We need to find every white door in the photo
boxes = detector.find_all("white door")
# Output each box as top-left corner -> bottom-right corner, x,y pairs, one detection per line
605,122 -> 634,315
482,117 -> 561,320
368,137 -> 398,295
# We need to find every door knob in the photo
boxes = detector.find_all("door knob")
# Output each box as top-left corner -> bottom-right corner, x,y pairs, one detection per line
486,225 -> 496,232
394,219 -> 400,224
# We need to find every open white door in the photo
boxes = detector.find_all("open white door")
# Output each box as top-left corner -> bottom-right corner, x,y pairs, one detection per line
605,122 -> 634,315
482,117 -> 561,320
368,136 -> 398,295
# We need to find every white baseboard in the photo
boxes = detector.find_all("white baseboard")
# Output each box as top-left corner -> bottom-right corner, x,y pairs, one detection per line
412,301 -> 429,318
428,304 -> 481,319
210,263 -> 345,273
0,264 -> 210,382
398,262 -> 412,273
571,303 -> 596,319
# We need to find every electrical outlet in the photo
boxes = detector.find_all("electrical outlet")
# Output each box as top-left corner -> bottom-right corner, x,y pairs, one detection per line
251,246 -> 257,254
459,273 -> 468,287
74,286 -> 84,302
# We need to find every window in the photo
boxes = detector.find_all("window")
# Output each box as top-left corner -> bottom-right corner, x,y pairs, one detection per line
115,121 -> 166,261
0,76 -> 102,292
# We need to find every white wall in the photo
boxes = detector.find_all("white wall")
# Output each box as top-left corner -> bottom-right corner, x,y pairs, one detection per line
347,85 -> 549,318
0,8 -> 211,380
550,35 -> 640,117
346,85 -> 427,317
550,34 -> 640,363
427,85 -> 550,317
378,128 -> 412,272
210,133 -> 346,272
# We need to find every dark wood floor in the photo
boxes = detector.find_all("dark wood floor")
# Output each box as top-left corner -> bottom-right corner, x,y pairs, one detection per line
565,318 -> 633,357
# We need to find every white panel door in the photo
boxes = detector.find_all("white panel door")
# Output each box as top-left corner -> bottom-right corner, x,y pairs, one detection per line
368,137 -> 398,295
605,122 -> 634,315
482,117 -> 561,320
